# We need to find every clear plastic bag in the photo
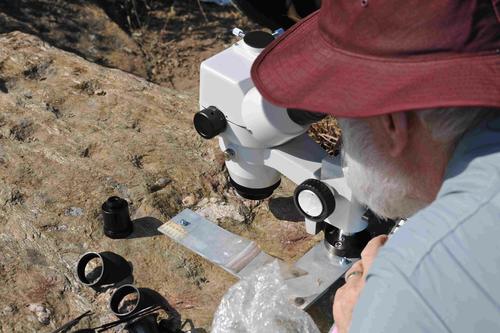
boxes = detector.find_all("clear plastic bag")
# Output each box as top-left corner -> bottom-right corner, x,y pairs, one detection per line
211,261 -> 320,333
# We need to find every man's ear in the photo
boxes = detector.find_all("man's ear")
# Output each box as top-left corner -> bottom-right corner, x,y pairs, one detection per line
379,112 -> 408,157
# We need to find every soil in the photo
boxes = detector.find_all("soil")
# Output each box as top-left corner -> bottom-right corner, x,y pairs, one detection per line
128,1 -> 260,91
0,0 -> 259,91
0,1 -> 339,332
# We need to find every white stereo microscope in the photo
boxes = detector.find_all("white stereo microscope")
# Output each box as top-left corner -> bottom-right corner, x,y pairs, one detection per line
182,29 -> 385,308
194,29 -> 373,258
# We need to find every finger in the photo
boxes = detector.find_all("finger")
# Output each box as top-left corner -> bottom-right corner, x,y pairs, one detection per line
332,288 -> 341,317
345,271 -> 363,284
361,235 -> 388,261
333,285 -> 346,312
334,285 -> 345,303
359,235 -> 388,279
344,260 -> 363,282
333,277 -> 365,333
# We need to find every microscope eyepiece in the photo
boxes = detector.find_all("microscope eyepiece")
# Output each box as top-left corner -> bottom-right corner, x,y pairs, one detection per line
194,106 -> 227,139
102,196 -> 133,239
243,31 -> 275,49
287,109 -> 326,126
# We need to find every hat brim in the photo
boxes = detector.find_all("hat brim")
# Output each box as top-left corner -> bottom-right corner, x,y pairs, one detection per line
251,11 -> 500,118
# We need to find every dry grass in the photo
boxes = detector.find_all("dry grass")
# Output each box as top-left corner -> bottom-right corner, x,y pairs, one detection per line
309,116 -> 342,156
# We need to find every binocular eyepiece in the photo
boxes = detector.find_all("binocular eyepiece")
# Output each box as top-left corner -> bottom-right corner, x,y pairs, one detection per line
194,107 -> 325,141
194,105 -> 326,201
286,109 -> 326,126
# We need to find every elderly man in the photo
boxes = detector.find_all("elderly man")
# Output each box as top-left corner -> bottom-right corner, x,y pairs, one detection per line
250,0 -> 500,332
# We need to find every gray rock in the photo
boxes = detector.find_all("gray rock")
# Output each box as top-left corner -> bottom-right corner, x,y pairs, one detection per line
148,177 -> 171,192
64,207 -> 84,217
27,303 -> 51,325
196,199 -> 245,223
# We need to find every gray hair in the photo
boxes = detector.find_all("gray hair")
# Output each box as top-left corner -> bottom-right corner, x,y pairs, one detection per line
337,107 -> 499,219
417,107 -> 499,144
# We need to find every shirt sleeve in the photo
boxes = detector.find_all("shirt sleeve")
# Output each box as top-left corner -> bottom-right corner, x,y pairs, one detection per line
348,259 -> 451,333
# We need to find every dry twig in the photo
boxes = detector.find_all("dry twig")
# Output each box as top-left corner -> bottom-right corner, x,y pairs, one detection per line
196,0 -> 209,23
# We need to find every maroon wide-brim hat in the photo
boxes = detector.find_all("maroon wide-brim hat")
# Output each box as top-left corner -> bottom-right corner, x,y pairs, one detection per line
251,0 -> 500,118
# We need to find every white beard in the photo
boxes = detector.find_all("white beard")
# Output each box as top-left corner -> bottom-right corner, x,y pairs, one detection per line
338,118 -> 427,220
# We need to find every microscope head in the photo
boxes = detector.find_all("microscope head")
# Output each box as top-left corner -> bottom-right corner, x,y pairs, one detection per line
194,29 -> 371,258
196,31 -> 323,149
195,30 -> 324,199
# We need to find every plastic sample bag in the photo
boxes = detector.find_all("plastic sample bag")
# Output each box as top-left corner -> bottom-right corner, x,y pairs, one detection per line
211,261 -> 320,333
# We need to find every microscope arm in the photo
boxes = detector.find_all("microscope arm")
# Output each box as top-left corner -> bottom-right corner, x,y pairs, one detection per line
263,134 -> 367,235
264,134 -> 326,185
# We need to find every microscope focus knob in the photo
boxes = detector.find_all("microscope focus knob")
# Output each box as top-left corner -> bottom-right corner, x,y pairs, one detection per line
194,106 -> 227,139
294,179 -> 336,222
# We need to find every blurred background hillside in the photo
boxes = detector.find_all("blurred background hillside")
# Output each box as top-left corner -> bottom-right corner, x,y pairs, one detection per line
0,0 -> 255,90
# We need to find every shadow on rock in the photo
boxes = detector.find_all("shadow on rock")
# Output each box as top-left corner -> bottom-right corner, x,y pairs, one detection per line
127,217 -> 164,239
269,196 -> 304,222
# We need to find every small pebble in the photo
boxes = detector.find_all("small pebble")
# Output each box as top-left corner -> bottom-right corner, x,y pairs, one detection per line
64,207 -> 83,217
148,177 -> 171,192
27,303 -> 51,325
182,194 -> 196,207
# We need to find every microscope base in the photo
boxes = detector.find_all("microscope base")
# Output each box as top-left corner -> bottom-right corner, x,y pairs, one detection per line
159,209 -> 353,310
285,240 -> 355,309
324,224 -> 372,258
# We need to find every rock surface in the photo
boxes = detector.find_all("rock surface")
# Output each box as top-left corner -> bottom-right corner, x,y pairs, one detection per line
0,32 -> 323,332
0,0 -> 147,77
0,0 -> 260,91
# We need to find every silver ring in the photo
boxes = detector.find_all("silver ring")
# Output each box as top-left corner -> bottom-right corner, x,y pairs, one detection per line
345,271 -> 363,282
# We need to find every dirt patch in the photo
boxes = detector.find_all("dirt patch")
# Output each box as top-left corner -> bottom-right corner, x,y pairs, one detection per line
74,79 -> 105,96
9,119 -> 34,142
127,1 -> 260,90
0,0 -> 147,77
174,254 -> 209,288
0,0 -> 259,91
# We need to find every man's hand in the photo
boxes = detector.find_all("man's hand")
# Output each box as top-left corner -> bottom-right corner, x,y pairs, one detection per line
333,235 -> 388,333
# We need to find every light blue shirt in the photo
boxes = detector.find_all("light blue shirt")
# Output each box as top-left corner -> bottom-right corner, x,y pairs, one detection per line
350,117 -> 500,332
